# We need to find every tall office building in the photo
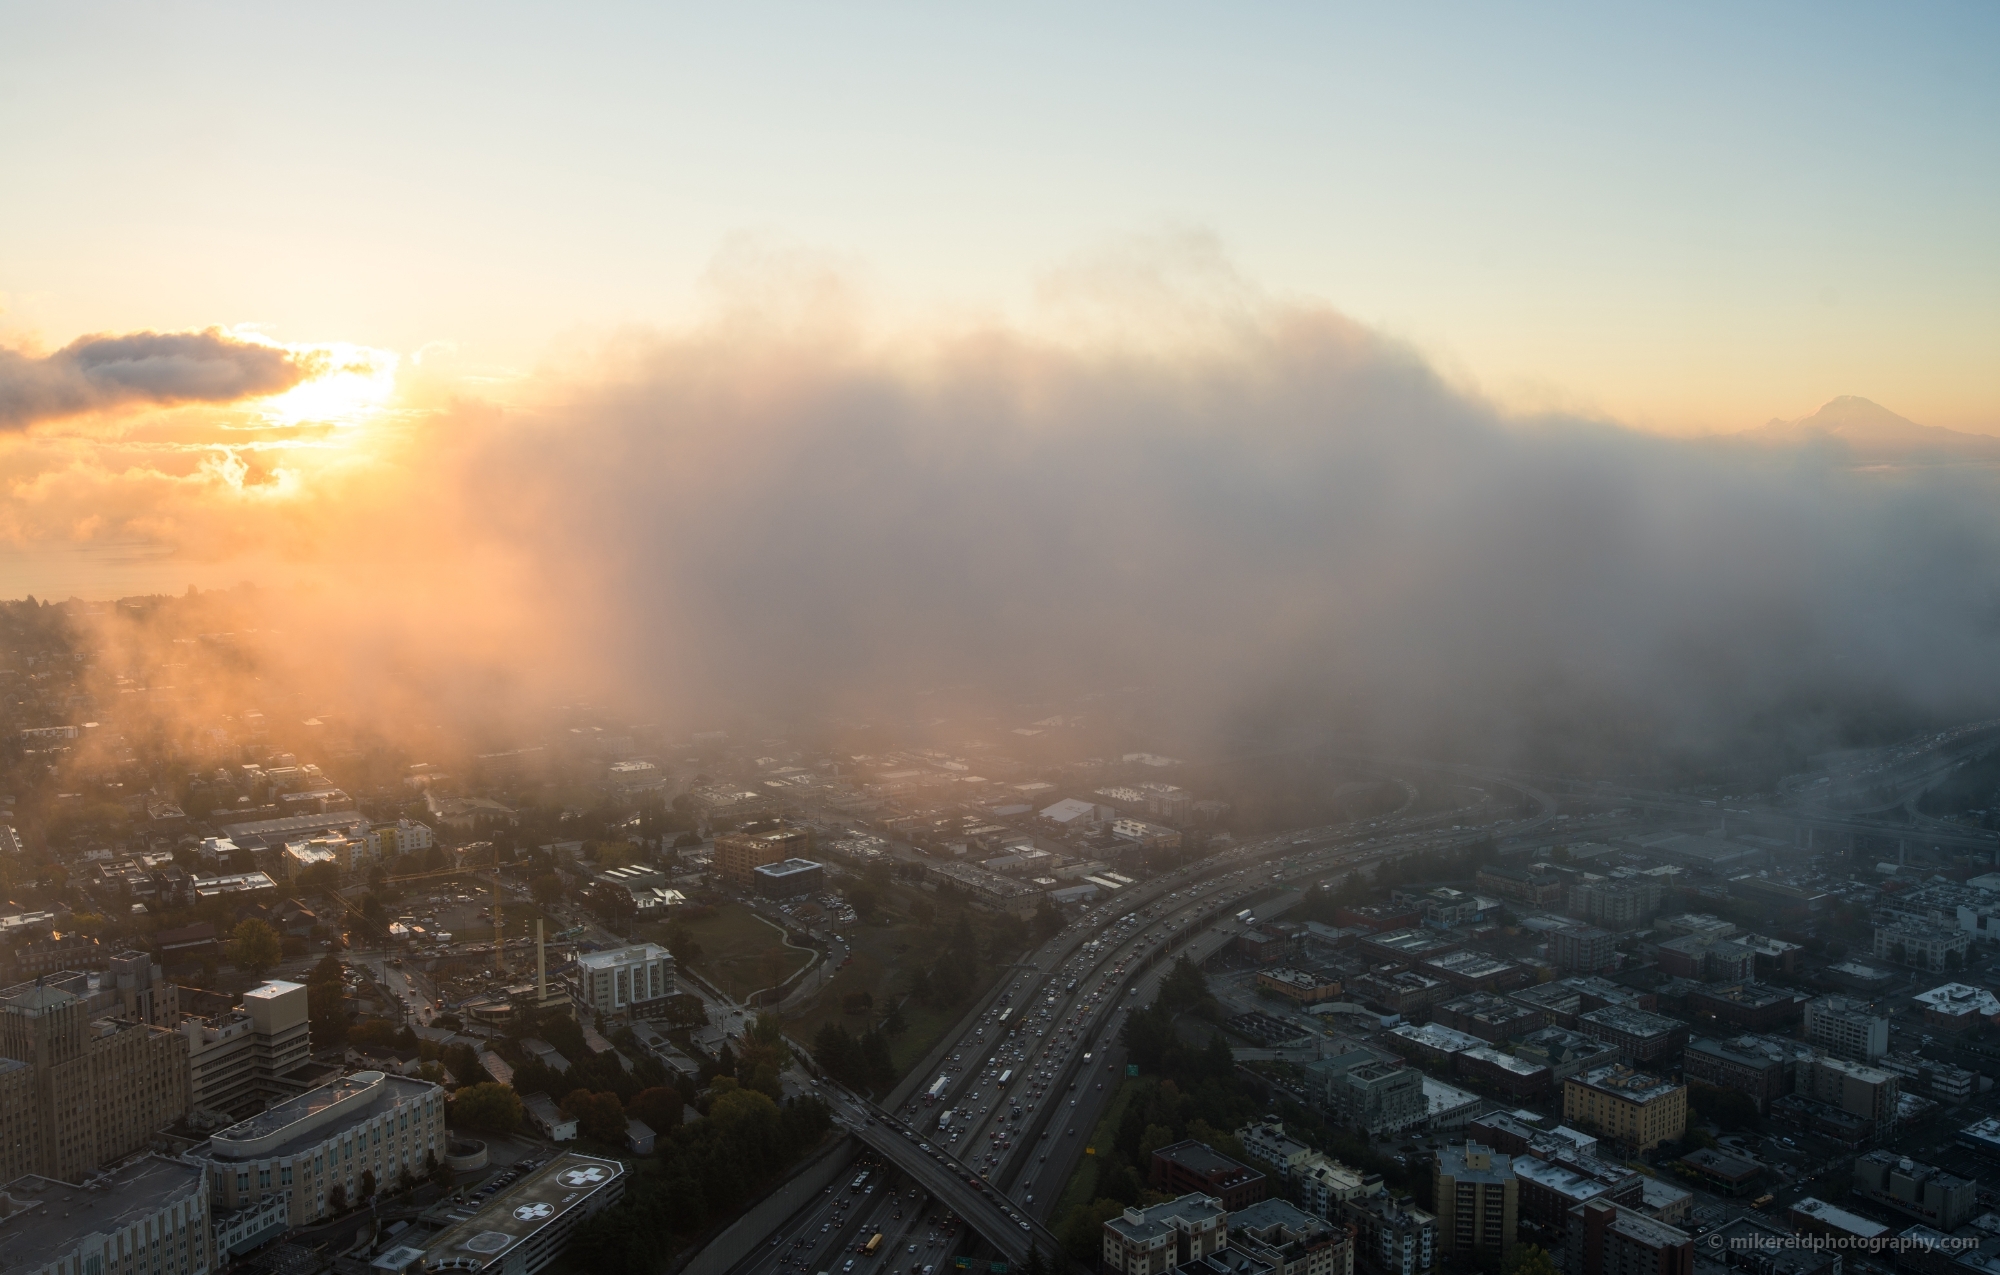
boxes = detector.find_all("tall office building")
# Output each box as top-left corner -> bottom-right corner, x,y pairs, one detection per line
1803,996 -> 1889,1062
0,980 -> 190,1182
1433,1142 -> 1516,1266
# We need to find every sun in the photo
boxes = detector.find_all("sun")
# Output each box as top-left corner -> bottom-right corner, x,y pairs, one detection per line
256,340 -> 401,428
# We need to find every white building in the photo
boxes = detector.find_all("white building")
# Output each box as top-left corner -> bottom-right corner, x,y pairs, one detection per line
1874,921 -> 1969,972
366,819 -> 433,858
195,1071 -> 445,1226
1803,996 -> 1889,1062
182,980 -> 313,1118
570,944 -> 675,1020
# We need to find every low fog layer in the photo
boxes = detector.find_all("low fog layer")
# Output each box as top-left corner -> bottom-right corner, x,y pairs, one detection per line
415,303 -> 2000,775
15,295 -> 2000,778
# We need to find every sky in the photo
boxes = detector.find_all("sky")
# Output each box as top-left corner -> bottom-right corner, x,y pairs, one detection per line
3,4 -> 1999,771
2,3 -> 1995,434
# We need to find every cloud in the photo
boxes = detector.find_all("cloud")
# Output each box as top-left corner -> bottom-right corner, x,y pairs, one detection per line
0,328 -> 313,428
14,265 -> 2000,782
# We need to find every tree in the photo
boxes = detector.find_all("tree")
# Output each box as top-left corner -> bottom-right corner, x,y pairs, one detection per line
359,1169 -> 377,1199
563,1089 -> 628,1143
329,1183 -> 348,1213
532,872 -> 565,907
1506,1245 -> 1559,1275
451,1082 -> 523,1133
228,918 -> 282,977
628,1086 -> 685,1133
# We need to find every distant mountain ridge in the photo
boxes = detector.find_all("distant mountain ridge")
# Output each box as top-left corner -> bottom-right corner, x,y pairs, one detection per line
1726,396 -> 2000,464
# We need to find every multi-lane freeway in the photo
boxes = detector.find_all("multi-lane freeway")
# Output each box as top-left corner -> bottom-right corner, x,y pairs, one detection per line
723,765 -> 1561,1275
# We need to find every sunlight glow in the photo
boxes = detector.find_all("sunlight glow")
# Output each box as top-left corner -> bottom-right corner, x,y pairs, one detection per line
255,340 -> 400,429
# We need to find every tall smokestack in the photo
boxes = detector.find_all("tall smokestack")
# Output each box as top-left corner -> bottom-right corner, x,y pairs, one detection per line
493,875 -> 506,974
537,918 -> 547,1006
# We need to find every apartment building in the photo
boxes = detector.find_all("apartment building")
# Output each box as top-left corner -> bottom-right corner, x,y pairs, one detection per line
182,980 -> 313,1118
1327,1062 -> 1426,1136
0,980 -> 190,1182
1102,1194 -> 1228,1275
1803,996 -> 1889,1062
1341,1193 -> 1435,1275
1433,992 -> 1545,1044
1551,926 -> 1618,975
1802,1056 -> 1899,1134
569,944 -> 675,1020
1562,1066 -> 1687,1153
1563,1200 -> 1693,1275
1566,878 -> 1662,930
1231,1199 -> 1353,1275
1578,1006 -> 1687,1066
1434,1142 -> 1516,1265
1683,1036 -> 1812,1112
194,1070 -> 446,1226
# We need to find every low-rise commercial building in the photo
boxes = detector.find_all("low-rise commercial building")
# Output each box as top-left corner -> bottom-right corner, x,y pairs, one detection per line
1509,1026 -> 1618,1085
1874,921 -> 1968,973
1685,981 -> 1801,1032
750,857 -> 824,899
1433,992 -> 1544,1044
1258,968 -> 1341,1005
1852,1150 -> 1977,1230
1151,1141 -> 1267,1210
1913,982 -> 2000,1033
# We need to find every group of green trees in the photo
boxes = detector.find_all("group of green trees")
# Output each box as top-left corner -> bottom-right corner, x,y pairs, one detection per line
811,1020 -> 898,1091
565,1081 -> 835,1269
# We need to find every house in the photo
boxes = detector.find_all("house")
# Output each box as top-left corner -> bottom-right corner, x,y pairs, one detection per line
523,1091 -> 578,1141
626,1118 -> 656,1155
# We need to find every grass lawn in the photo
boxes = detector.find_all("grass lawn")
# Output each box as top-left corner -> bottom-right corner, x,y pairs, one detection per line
645,903 -> 813,1002
1053,1074 -> 1143,1219
784,883 -> 1001,1088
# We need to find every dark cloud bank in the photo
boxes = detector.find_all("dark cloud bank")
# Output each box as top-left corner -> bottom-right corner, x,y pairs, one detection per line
437,304 -> 2000,780
0,328 -> 309,428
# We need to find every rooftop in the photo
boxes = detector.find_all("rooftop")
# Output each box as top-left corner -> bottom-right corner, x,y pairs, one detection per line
1390,1022 -> 1481,1054
1579,1005 -> 1682,1038
1572,1065 -> 1680,1103
1461,1045 -> 1549,1077
576,943 -> 673,972
0,1157 -> 204,1273
752,857 -> 823,877
413,1153 -> 625,1270
1515,1155 -> 1617,1204
1106,1193 -> 1226,1242
206,1071 -> 438,1160
1792,1196 -> 1889,1238
1153,1141 -> 1260,1183
1916,983 -> 2000,1016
